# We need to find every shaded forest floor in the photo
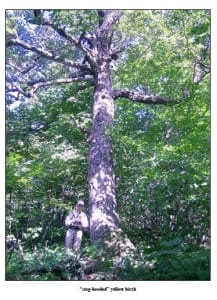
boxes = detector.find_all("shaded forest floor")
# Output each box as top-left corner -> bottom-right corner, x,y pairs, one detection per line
6,238 -> 210,281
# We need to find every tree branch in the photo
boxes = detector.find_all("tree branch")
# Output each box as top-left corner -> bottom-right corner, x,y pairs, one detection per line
7,77 -> 94,101
98,10 -> 123,34
113,89 -> 180,105
30,10 -> 78,44
27,76 -> 94,92
41,19 -> 78,45
6,59 -> 39,75
7,38 -> 88,71
6,82 -> 33,98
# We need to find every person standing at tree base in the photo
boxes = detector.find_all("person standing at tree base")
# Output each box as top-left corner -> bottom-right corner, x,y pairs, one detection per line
65,200 -> 88,254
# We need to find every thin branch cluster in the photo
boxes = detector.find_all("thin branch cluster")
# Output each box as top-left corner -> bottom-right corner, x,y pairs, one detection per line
6,10 -> 195,105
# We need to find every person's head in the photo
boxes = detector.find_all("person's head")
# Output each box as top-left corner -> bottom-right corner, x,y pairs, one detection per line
76,200 -> 84,212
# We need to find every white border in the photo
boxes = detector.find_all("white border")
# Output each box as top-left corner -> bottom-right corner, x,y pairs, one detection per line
1,1 -> 216,299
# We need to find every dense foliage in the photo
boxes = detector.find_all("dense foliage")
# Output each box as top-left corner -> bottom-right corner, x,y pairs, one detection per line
6,9 -> 210,280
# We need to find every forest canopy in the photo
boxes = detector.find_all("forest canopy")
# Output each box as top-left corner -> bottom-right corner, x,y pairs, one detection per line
6,9 -> 210,281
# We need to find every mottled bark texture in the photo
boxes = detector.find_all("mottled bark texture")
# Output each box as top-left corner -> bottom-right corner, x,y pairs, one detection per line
88,66 -> 118,247
88,11 -> 136,256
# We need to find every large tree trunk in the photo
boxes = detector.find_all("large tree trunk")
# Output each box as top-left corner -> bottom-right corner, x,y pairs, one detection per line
88,69 -> 136,256
88,30 -> 136,257
88,60 -> 118,247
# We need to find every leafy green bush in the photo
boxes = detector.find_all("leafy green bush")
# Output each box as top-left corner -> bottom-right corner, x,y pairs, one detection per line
6,234 -> 210,281
117,248 -> 210,281
6,246 -> 79,280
